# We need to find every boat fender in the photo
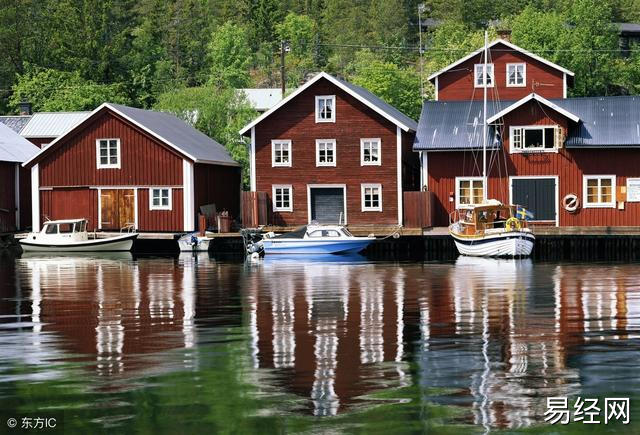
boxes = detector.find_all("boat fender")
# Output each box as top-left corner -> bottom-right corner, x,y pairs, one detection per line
562,194 -> 579,212
505,217 -> 521,231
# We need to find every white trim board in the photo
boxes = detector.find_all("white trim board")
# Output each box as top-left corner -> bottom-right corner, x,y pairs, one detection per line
31,164 -> 39,232
487,93 -> 580,124
427,38 -> 574,82
306,184 -> 348,224
239,72 -> 416,135
396,126 -> 403,226
508,175 -> 559,227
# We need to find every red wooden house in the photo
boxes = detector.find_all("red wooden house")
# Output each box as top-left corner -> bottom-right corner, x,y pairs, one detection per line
23,103 -> 240,232
0,123 -> 39,231
414,39 -> 640,227
240,72 -> 419,226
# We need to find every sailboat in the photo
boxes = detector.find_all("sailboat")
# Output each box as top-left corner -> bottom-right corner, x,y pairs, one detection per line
449,32 -> 535,257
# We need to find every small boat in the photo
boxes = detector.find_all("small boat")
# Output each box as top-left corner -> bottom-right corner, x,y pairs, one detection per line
177,233 -> 212,252
250,224 -> 375,255
449,200 -> 535,257
20,219 -> 138,252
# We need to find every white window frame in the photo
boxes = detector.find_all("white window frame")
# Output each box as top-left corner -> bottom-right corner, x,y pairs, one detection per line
583,175 -> 616,208
272,184 -> 293,212
455,177 -> 485,209
361,183 -> 382,212
506,63 -> 526,87
271,140 -> 292,167
360,138 -> 381,166
474,64 -> 494,88
96,138 -> 121,169
149,187 -> 172,210
315,95 -> 336,123
315,139 -> 336,167
510,125 -> 560,153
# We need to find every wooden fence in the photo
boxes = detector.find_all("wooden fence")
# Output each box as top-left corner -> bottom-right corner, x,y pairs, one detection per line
403,191 -> 435,229
241,191 -> 269,228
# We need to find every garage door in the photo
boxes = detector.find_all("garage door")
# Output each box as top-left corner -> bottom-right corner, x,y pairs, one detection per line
310,187 -> 345,223
511,178 -> 556,221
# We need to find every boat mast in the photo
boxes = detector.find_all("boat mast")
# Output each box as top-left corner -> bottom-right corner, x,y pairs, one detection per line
482,30 -> 488,203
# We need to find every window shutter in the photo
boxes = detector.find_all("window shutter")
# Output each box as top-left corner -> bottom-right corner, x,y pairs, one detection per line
555,126 -> 564,149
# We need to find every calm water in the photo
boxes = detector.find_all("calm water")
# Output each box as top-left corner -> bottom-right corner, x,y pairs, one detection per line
1,252 -> 639,433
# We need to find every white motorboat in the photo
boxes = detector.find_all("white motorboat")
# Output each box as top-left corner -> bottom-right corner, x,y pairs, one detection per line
248,224 -> 375,255
20,219 -> 138,252
177,233 -> 212,252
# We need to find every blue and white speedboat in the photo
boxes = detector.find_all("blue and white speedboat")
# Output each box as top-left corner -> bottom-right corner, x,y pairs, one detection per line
254,224 -> 375,255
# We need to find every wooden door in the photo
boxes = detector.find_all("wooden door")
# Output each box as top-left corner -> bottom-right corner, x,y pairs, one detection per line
118,189 -> 135,228
100,189 -> 118,230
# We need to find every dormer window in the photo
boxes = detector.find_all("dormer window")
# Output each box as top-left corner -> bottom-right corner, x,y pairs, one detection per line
507,63 -> 526,87
315,95 -> 335,122
96,138 -> 120,169
474,64 -> 494,88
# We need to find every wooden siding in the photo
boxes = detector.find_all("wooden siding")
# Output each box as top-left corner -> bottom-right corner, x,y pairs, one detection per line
0,162 -> 16,232
254,77 -> 409,225
38,111 -> 183,187
137,188 -> 184,231
27,137 -> 55,148
19,166 -> 31,230
193,163 -> 240,221
40,188 -> 98,230
437,42 -> 565,101
403,191 -> 435,228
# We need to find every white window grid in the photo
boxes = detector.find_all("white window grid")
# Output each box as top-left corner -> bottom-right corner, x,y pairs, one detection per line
583,175 -> 616,208
149,188 -> 172,210
474,64 -> 494,88
272,185 -> 293,211
506,63 -> 526,87
316,139 -> 336,166
361,138 -> 381,166
361,184 -> 382,211
315,95 -> 336,123
272,140 -> 292,167
96,138 -> 121,169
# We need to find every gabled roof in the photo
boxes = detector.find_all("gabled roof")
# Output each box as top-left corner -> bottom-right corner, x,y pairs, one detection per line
0,122 -> 40,163
413,95 -> 640,151
427,39 -> 574,82
487,93 -> 580,124
239,72 -> 417,135
23,103 -> 238,167
0,116 -> 32,134
20,112 -> 91,138
238,88 -> 284,112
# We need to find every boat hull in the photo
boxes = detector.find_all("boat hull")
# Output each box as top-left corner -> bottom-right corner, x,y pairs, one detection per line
20,233 -> 138,252
262,239 -> 374,255
451,232 -> 535,257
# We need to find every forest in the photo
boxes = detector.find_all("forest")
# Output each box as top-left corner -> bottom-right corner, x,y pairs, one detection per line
2,0 -> 639,185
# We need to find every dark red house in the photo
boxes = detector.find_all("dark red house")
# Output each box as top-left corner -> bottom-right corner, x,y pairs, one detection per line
23,103 -> 240,232
240,72 -> 419,226
0,122 -> 39,231
414,39 -> 640,227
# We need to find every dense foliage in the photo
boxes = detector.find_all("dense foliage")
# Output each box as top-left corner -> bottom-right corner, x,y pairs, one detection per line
1,0 -> 639,184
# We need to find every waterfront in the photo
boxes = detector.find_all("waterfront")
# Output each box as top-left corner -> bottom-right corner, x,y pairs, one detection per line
0,253 -> 639,433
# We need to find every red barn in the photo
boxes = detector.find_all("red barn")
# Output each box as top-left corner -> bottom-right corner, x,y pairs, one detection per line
414,39 -> 640,227
0,122 -> 39,231
240,72 -> 419,226
23,103 -> 240,232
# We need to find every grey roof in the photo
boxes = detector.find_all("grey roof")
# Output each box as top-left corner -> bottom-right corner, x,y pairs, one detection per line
107,103 -> 238,165
238,88 -> 283,112
333,76 -> 418,131
618,22 -> 640,33
20,112 -> 91,138
0,122 -> 40,163
414,96 -> 640,151
0,116 -> 32,134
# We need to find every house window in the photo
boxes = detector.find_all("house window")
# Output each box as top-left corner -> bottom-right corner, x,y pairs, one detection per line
272,185 -> 293,211
361,138 -> 381,165
361,184 -> 382,211
96,138 -> 120,169
511,126 -> 560,152
316,139 -> 336,166
506,63 -> 526,87
150,188 -> 171,210
315,95 -> 335,122
474,64 -> 494,88
272,140 -> 292,167
584,175 -> 616,208
456,177 -> 484,208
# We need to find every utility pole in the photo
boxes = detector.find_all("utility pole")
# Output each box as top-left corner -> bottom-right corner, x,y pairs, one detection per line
418,4 -> 426,98
280,40 -> 289,98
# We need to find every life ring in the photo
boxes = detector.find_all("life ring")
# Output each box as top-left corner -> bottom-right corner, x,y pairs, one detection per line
505,217 -> 521,231
562,194 -> 579,212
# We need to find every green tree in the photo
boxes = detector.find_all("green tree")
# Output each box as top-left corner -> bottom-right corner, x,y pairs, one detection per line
208,22 -> 252,88
154,87 -> 258,188
276,13 -> 318,87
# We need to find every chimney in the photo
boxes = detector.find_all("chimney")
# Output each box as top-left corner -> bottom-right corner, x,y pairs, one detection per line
18,101 -> 32,116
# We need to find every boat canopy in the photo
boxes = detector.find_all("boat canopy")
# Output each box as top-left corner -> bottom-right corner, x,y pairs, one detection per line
272,225 -> 308,239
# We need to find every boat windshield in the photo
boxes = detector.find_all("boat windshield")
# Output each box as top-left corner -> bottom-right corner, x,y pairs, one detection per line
59,223 -> 74,233
272,226 -> 307,239
308,229 -> 341,238
45,224 -> 57,234
341,228 -> 353,237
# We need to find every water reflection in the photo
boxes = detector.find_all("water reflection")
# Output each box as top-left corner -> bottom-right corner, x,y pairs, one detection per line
1,254 -> 640,431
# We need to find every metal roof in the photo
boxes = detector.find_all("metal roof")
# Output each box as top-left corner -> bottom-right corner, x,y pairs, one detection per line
0,116 -> 32,134
20,112 -> 91,138
413,96 -> 640,151
0,122 -> 40,163
238,88 -> 284,112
